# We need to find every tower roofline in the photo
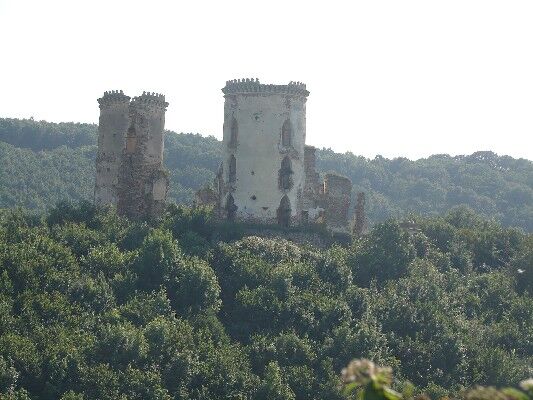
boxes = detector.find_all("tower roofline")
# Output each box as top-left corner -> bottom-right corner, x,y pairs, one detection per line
131,91 -> 169,110
222,78 -> 309,97
97,90 -> 130,108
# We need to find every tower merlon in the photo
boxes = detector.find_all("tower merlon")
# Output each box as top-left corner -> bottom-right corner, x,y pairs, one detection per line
222,78 -> 309,97
131,91 -> 169,109
97,90 -> 130,109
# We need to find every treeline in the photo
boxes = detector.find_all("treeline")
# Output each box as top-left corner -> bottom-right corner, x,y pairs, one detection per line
0,117 -> 532,231
0,203 -> 531,399
0,118 -> 96,151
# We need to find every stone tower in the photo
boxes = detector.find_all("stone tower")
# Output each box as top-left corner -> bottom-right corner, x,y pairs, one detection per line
219,79 -> 309,225
94,90 -> 169,219
95,90 -> 131,206
117,92 -> 169,219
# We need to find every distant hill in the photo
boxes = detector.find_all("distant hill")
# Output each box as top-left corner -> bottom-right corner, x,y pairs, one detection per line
1,117 -> 532,230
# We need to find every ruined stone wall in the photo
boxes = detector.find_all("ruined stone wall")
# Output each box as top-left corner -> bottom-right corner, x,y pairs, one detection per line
302,145 -> 323,221
220,79 -> 309,225
322,173 -> 352,233
95,91 -> 169,220
117,92 -> 169,219
94,91 -> 130,206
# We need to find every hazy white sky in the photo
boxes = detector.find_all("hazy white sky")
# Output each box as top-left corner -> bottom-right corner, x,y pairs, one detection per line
1,0 -> 532,160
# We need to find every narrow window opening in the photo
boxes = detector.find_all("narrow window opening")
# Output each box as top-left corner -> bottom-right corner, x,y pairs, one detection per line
277,195 -> 291,227
229,155 -> 237,184
225,194 -> 237,220
229,117 -> 238,147
282,119 -> 292,147
279,156 -> 292,190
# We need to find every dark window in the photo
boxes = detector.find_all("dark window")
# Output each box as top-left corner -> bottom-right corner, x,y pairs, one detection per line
229,117 -> 238,147
225,194 -> 237,220
282,119 -> 292,147
279,156 -> 292,190
127,121 -> 136,136
301,210 -> 309,224
277,195 -> 291,227
216,164 -> 224,197
229,155 -> 237,184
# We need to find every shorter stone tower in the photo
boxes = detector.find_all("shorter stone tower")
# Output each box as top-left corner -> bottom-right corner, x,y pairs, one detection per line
94,90 -> 169,220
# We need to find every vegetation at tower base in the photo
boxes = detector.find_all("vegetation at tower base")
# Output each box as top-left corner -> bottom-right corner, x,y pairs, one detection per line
1,117 -> 532,231
0,202 -> 531,399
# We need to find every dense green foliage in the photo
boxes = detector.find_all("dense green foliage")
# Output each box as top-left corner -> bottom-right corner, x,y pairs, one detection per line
1,117 -> 532,230
0,202 -> 531,399
341,359 -> 533,400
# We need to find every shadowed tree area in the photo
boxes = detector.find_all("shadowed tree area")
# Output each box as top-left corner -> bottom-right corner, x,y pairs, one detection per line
0,202 -> 531,399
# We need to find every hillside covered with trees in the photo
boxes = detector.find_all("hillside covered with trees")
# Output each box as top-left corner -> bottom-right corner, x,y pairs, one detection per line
0,203 -> 531,399
1,117 -> 532,231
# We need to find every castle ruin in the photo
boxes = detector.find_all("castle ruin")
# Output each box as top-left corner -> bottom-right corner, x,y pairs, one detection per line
213,78 -> 353,233
94,80 -> 353,231
94,90 -> 169,219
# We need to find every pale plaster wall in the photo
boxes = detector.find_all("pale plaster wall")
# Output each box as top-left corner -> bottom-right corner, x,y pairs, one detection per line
222,90 -> 307,222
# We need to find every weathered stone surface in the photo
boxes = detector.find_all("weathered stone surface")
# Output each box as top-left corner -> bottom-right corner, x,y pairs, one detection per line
302,145 -> 323,221
195,187 -> 218,207
94,90 -> 130,206
218,79 -> 309,225
94,91 -> 169,220
322,173 -> 352,233
211,78 -> 353,231
353,192 -> 367,237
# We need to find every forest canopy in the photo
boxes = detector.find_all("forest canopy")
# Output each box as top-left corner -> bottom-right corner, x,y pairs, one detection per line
0,203 -> 531,399
0,117 -> 532,399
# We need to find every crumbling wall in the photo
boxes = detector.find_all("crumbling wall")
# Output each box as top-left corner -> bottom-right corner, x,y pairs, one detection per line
322,173 -> 352,233
94,90 -> 130,206
95,90 -> 169,220
302,145 -> 324,222
195,186 -> 218,207
117,92 -> 169,220
352,192 -> 367,237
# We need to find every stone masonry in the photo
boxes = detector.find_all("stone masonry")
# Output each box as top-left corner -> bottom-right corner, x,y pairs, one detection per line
211,78 -> 353,233
322,174 -> 352,232
94,90 -> 130,206
95,91 -> 169,220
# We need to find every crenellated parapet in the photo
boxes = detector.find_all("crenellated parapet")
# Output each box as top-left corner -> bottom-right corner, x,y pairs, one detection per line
222,78 -> 309,98
97,90 -> 130,109
131,91 -> 168,110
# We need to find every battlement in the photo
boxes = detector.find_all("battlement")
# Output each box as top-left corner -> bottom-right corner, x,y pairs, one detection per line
97,90 -> 130,108
131,91 -> 168,110
222,78 -> 309,97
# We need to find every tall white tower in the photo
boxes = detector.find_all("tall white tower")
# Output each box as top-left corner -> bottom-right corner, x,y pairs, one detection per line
219,79 -> 309,226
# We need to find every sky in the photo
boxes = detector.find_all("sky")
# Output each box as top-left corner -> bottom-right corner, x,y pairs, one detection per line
0,0 -> 532,160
